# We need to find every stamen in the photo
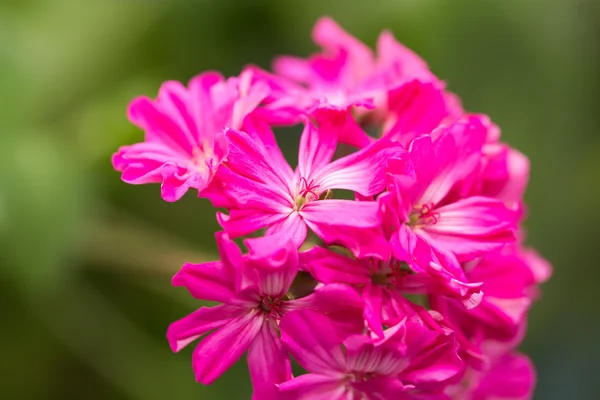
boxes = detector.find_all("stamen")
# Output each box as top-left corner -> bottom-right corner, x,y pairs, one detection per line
260,296 -> 284,321
388,260 -> 414,286
295,176 -> 322,208
408,202 -> 441,227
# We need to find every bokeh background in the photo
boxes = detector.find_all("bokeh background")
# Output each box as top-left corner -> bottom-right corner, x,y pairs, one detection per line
1,0 -> 599,399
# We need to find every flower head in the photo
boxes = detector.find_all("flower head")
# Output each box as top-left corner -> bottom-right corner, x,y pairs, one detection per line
204,117 -> 403,257
104,16 -> 556,400
112,71 -> 268,201
168,233 -> 363,398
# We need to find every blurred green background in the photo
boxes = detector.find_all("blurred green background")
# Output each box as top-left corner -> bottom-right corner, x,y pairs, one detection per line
0,0 -> 598,399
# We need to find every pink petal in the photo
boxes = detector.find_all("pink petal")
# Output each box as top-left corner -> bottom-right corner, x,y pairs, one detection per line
242,115 -> 295,183
313,108 -> 372,149
278,373 -> 349,400
301,200 -> 380,228
156,80 -> 203,145
248,322 -> 292,400
243,238 -> 299,297
344,333 -> 407,377
127,95 -> 193,155
288,284 -> 365,340
301,246 -> 370,285
188,71 -> 226,139
297,120 -> 338,181
225,128 -> 293,193
272,55 -> 316,85
172,233 -> 247,305
173,261 -> 237,304
264,212 -> 309,249
313,136 -> 405,196
160,163 -> 202,202
351,377 -> 411,399
217,209 -> 287,239
308,223 -> 390,260
375,30 -> 434,84
363,282 -> 385,337
383,80 -> 451,146
422,196 -> 516,259
231,74 -> 271,130
400,334 -> 464,388
412,118 -> 487,206
167,304 -> 246,352
280,310 -> 347,374
312,17 -> 375,82
192,311 -> 263,384
210,167 -> 292,211
302,200 -> 388,258
471,353 -> 535,400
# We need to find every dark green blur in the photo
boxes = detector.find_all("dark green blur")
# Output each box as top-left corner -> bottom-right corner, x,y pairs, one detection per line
0,0 -> 598,399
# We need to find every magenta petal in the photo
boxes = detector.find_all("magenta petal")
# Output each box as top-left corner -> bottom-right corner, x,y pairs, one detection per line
412,118 -> 487,206
384,80 -> 451,146
119,74 -> 233,201
280,310 -> 347,374
167,304 -> 245,352
301,246 -> 370,285
431,196 -> 516,236
471,353 -> 535,400
173,261 -> 240,304
312,17 -> 374,79
375,30 -> 434,84
423,196 -> 516,259
172,233 -> 248,305
363,282 -> 385,337
313,136 -> 405,196
127,95 -> 192,154
187,71 -> 225,136
243,238 -> 299,297
302,200 -> 380,228
160,163 -> 197,202
264,213 -> 309,249
226,128 -> 293,191
278,373 -> 348,400
351,377 -> 409,399
218,210 -> 287,239
289,284 -> 365,340
248,323 -> 292,400
297,120 -> 338,180
313,108 -> 372,149
401,335 -> 464,388
192,311 -> 263,384
344,335 -> 406,378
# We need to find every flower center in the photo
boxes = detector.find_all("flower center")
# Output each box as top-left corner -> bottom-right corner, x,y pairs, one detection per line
408,202 -> 440,227
370,258 -> 415,287
191,146 -> 214,173
349,371 -> 376,382
294,177 -> 332,210
259,296 -> 285,321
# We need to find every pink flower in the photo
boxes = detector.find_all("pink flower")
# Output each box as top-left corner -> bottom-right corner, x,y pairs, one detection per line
167,233 -> 363,398
112,71 -> 268,201
250,17 -> 436,127
380,116 -> 517,262
447,115 -> 530,213
279,309 -> 462,399
302,244 -> 482,338
381,80 -> 463,146
448,352 -> 536,400
431,245 -> 535,345
430,243 -> 552,367
203,118 -> 403,257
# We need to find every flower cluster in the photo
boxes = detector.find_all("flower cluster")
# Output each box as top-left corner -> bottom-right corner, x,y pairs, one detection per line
113,17 -> 551,400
